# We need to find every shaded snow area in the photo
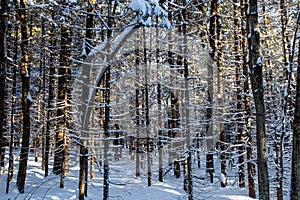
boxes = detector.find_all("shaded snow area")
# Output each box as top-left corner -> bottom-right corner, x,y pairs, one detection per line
1,151 -> 256,200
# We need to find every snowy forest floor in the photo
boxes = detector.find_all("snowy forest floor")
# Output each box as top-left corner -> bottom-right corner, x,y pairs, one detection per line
0,150 -> 256,200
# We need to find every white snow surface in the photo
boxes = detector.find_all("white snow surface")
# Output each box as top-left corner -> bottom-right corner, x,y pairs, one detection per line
1,153 -> 256,200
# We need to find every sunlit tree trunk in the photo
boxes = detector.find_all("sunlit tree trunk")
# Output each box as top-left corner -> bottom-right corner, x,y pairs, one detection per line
247,0 -> 269,199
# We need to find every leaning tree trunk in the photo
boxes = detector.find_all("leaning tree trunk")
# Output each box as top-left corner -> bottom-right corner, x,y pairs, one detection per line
247,0 -> 270,199
16,0 -> 31,193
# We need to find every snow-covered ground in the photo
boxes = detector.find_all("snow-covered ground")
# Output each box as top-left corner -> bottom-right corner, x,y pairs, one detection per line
0,151 -> 256,200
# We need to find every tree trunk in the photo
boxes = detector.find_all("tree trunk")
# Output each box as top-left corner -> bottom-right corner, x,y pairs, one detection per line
276,0 -> 290,199
6,18 -> 16,194
103,67 -> 111,200
135,49 -> 140,177
234,0 -> 245,188
45,14 -> 56,177
242,2 -> 255,197
103,1 -> 112,197
156,16 -> 163,183
206,0 -> 217,184
53,3 -> 73,180
16,0 -> 30,192
78,1 -> 95,197
0,0 -> 8,169
182,5 -> 192,197
290,12 -> 300,200
143,26 -> 152,187
53,23 -> 70,178
215,0 -> 226,188
247,0 -> 269,199
79,144 -> 88,200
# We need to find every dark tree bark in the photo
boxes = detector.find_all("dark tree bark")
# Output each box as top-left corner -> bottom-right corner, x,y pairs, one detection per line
0,0 -> 8,169
78,1 -> 95,198
45,13 -> 56,177
16,0 -> 31,193
206,0 -> 217,184
103,1 -> 112,199
79,144 -> 88,200
182,5 -> 192,198
242,2 -> 255,198
142,26 -> 152,187
135,48 -> 141,177
103,67 -> 111,200
6,12 -> 15,194
234,0 -> 245,188
276,1 -> 290,199
247,0 -> 269,199
53,7 -> 72,189
215,0 -> 227,188
290,11 -> 300,200
291,41 -> 300,200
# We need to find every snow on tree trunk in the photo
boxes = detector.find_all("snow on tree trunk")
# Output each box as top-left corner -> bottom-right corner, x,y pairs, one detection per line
291,15 -> 300,200
0,0 -> 8,169
247,0 -> 270,199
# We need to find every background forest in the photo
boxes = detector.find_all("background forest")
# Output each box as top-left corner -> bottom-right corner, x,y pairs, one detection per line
1,0 -> 300,199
